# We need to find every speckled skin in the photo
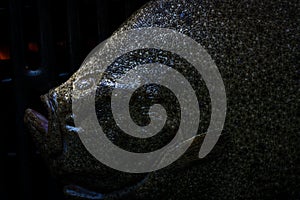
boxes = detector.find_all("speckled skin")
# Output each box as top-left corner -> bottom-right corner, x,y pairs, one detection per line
24,0 -> 299,199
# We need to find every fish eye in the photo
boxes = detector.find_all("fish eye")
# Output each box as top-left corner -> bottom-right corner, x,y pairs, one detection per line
74,76 -> 96,91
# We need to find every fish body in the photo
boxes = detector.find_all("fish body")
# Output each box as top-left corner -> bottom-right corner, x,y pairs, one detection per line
25,0 -> 300,199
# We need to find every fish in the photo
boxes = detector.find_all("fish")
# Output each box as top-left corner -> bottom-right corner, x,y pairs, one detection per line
24,0 -> 299,199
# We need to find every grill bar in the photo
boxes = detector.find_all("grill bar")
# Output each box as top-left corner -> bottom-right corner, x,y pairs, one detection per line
9,0 -> 31,200
67,0 -> 81,73
37,0 -> 55,88
97,0 -> 109,42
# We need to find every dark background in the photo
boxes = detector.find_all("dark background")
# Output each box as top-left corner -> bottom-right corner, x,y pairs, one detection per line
0,0 -> 148,199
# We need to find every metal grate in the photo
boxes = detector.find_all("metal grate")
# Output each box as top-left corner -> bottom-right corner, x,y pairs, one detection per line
1,0 -> 148,199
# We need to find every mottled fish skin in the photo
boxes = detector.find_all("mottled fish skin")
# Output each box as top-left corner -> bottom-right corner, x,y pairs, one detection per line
24,0 -> 299,199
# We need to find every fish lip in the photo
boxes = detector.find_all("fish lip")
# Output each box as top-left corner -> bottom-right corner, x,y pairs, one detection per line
24,91 -> 57,135
64,175 -> 149,200
24,108 -> 49,135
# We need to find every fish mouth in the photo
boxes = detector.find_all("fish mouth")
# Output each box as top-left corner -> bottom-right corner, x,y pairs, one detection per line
24,92 -> 62,156
24,92 -> 56,133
